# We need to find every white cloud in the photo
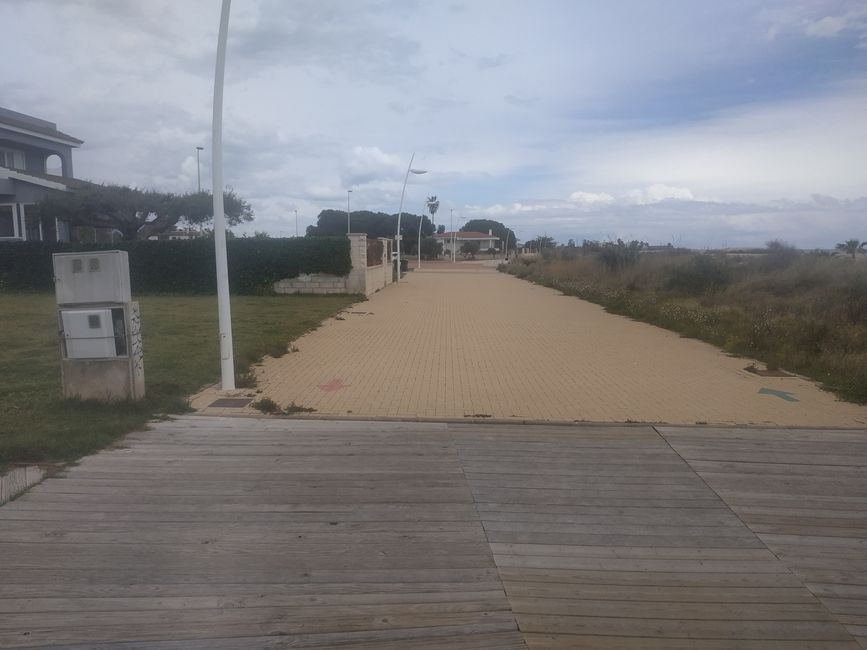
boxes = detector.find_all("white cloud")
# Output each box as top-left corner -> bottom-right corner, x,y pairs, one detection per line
340,146 -> 403,187
806,15 -> 850,38
568,186 -> 698,207
567,81 -> 867,203
568,191 -> 615,205
466,194 -> 867,250
623,184 -> 694,205
761,4 -> 867,45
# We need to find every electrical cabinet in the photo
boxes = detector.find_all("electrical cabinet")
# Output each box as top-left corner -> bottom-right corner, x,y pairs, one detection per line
52,251 -> 144,401
53,251 -> 131,306
60,309 -> 119,359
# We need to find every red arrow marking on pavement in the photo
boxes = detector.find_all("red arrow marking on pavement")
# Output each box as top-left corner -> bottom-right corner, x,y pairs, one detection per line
319,378 -> 350,392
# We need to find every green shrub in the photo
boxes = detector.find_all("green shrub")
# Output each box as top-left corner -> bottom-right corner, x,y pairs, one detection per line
760,240 -> 799,271
0,237 -> 351,294
667,255 -> 730,295
598,239 -> 645,272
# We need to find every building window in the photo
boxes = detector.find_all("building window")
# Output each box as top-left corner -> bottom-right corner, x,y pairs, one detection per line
0,148 -> 25,170
0,204 -> 17,238
22,204 -> 40,241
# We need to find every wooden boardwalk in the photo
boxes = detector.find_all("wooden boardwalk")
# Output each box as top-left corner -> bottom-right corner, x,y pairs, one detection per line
0,416 -> 864,648
660,426 -> 867,649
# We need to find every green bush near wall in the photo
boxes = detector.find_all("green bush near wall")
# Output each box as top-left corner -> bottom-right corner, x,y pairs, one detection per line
0,237 -> 352,294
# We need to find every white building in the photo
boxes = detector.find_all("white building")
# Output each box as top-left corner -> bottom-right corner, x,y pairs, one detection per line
435,229 -> 500,257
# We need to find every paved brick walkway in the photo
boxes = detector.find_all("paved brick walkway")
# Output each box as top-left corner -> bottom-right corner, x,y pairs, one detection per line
193,263 -> 867,427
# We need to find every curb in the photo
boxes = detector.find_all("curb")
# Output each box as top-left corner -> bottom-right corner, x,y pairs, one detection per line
0,466 -> 47,507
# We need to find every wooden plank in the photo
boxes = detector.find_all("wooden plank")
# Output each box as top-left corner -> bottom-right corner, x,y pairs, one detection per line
452,427 -> 859,648
5,417 -> 865,648
523,633 -> 860,649
0,611 -> 522,647
660,426 -> 867,649
49,630 -> 527,650
0,418 -> 522,649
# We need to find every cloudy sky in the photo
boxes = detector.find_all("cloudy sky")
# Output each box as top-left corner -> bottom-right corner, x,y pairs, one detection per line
3,0 -> 866,247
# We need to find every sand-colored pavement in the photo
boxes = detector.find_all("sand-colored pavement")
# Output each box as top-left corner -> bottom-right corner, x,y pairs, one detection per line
194,263 -> 867,426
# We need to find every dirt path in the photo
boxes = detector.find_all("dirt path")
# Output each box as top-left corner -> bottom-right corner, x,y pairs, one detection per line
193,263 -> 867,427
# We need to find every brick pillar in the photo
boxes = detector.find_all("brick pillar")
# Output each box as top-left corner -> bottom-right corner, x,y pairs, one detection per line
346,233 -> 367,294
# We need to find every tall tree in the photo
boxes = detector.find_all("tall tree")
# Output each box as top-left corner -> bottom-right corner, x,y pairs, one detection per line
307,209 -> 434,250
38,184 -> 253,240
420,236 -> 443,260
836,239 -> 866,259
426,196 -> 440,227
526,235 -> 556,252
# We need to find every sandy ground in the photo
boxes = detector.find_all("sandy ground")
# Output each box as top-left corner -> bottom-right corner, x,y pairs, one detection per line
193,263 -> 867,427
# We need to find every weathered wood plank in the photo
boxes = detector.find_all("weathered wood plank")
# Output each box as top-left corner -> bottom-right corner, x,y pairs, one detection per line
457,426 -> 861,647
0,418 -> 522,649
660,425 -> 867,649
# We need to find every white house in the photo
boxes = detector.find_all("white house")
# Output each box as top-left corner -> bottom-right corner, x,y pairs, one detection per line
435,229 -> 500,257
0,106 -> 87,242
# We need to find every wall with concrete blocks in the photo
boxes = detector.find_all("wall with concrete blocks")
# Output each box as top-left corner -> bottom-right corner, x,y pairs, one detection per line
345,233 -> 368,294
273,273 -> 348,295
273,234 -> 393,297
364,236 -> 393,295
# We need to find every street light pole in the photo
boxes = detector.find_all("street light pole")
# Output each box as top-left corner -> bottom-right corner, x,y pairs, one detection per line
417,206 -> 423,270
211,0 -> 235,391
395,153 -> 426,282
195,146 -> 204,192
450,208 -> 455,263
346,189 -> 352,234
294,209 -> 298,237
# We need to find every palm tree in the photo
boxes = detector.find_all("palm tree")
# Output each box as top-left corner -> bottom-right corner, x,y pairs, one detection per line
426,195 -> 439,226
836,239 -> 866,259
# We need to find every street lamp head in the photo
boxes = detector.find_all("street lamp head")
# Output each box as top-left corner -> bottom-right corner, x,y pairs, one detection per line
409,169 -> 427,175
196,146 -> 204,151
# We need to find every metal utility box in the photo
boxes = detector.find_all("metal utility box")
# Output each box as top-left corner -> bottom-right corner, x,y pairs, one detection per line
53,251 -> 145,402
53,251 -> 131,305
60,308 -> 118,359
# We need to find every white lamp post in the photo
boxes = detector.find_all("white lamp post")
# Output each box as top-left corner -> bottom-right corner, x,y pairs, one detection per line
211,0 -> 234,390
346,189 -> 352,234
503,228 -> 513,259
450,207 -> 455,263
394,152 -> 426,282
195,146 -> 204,192
417,200 -> 431,270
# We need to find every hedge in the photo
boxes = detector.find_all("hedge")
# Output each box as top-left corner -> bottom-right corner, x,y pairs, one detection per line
0,237 -> 352,294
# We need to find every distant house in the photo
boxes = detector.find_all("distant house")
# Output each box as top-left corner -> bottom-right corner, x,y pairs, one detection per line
0,106 -> 107,242
435,230 -> 500,257
148,228 -> 205,241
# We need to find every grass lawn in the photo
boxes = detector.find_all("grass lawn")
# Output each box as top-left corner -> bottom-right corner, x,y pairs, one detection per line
0,292 -> 357,469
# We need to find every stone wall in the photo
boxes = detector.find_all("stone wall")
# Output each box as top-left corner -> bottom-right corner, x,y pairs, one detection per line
273,233 -> 394,296
273,272 -> 347,295
345,233 -> 367,294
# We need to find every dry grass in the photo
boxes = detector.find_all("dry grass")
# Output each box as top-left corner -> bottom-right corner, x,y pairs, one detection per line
504,248 -> 867,403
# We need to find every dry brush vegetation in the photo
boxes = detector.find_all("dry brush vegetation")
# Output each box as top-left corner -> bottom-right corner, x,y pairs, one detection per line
503,243 -> 867,404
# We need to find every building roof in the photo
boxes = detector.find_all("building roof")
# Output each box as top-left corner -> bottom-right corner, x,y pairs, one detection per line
434,231 -> 498,240
0,167 -> 90,191
0,107 -> 84,146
